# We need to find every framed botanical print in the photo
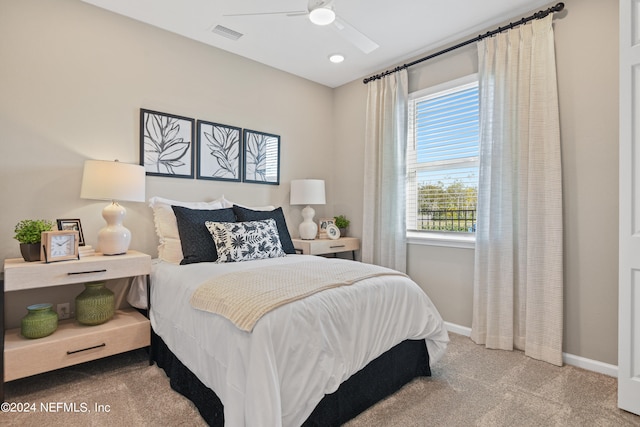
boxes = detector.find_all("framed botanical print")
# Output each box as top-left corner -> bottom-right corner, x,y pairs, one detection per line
197,120 -> 241,182
140,109 -> 195,178
243,129 -> 280,185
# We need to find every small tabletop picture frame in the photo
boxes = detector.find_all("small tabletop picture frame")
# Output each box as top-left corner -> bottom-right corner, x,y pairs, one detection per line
326,224 -> 341,240
57,218 -> 85,246
318,218 -> 334,239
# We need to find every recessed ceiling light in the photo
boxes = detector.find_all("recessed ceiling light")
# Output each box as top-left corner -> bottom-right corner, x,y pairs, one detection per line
329,54 -> 344,63
309,7 -> 335,26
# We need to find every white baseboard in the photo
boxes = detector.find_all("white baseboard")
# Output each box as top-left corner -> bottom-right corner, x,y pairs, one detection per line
444,321 -> 472,337
443,322 -> 618,378
561,352 -> 618,378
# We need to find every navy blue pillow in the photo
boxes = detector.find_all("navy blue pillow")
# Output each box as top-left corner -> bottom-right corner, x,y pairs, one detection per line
172,206 -> 236,264
232,205 -> 296,254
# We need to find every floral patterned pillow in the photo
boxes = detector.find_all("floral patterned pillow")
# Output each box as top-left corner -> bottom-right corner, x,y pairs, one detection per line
205,219 -> 286,263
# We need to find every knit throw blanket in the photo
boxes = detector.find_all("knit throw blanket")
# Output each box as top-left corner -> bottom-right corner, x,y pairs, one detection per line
190,260 -> 406,332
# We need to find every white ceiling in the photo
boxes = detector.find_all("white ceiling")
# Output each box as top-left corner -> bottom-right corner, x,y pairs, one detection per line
80,0 -> 555,88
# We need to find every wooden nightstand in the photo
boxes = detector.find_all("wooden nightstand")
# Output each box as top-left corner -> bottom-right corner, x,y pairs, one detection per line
1,250 -> 151,401
292,237 -> 360,260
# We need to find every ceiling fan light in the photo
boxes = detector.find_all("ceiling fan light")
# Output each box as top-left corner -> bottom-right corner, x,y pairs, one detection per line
309,7 -> 335,26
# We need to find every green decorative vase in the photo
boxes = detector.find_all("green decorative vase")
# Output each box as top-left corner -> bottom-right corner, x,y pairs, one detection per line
21,303 -> 58,339
75,281 -> 115,326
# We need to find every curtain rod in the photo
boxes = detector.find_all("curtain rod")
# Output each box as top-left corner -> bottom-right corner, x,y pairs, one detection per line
362,2 -> 565,84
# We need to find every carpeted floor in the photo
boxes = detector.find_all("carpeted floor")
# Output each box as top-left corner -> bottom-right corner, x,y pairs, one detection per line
2,333 -> 639,426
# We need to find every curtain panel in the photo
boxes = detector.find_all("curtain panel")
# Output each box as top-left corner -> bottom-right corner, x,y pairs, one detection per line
471,15 -> 563,366
362,69 -> 408,272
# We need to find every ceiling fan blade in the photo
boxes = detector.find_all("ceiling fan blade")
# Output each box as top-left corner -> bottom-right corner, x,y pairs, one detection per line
332,16 -> 379,54
224,10 -> 308,17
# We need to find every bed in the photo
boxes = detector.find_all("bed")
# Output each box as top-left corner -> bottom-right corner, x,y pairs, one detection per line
137,197 -> 449,426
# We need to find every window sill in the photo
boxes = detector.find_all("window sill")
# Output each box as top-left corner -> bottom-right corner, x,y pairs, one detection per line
406,231 -> 475,249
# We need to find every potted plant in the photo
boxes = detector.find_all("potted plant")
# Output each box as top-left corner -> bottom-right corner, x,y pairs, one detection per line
334,215 -> 350,237
14,219 -> 54,262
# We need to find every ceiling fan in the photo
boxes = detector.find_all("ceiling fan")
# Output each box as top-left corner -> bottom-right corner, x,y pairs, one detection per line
224,0 -> 379,54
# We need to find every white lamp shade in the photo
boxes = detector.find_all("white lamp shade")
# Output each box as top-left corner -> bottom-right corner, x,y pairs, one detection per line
80,160 -> 145,202
80,160 -> 145,255
290,179 -> 326,205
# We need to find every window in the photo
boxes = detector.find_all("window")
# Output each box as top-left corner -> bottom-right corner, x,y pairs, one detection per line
407,75 -> 479,238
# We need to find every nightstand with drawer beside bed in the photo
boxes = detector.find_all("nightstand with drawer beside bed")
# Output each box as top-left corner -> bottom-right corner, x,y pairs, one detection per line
292,237 -> 360,260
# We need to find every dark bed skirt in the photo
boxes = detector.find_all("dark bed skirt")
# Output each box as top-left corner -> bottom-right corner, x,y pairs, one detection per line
151,330 -> 430,426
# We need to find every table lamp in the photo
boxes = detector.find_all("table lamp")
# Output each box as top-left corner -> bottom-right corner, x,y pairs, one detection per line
80,160 -> 145,255
290,179 -> 326,240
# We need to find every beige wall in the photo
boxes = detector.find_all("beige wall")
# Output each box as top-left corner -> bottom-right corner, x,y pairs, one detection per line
555,0 -> 619,365
0,0 -> 336,258
0,0 -> 334,325
1,0 -> 620,365
333,0 -> 620,365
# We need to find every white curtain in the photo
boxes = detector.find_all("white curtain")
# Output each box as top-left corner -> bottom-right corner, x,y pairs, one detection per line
362,69 -> 408,272
471,15 -> 563,366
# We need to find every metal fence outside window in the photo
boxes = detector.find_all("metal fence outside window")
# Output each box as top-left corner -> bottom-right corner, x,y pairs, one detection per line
417,209 -> 476,232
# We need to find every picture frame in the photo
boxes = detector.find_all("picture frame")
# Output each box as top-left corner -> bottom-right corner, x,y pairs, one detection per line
197,120 -> 242,182
318,218 -> 334,239
326,224 -> 341,240
140,109 -> 195,179
243,129 -> 280,185
56,218 -> 85,246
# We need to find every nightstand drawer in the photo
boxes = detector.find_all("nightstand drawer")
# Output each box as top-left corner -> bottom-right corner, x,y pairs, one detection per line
308,239 -> 359,255
3,251 -> 151,291
292,237 -> 360,256
4,308 -> 149,382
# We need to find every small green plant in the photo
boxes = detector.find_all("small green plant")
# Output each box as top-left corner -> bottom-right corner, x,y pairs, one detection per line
14,219 -> 55,244
334,215 -> 350,230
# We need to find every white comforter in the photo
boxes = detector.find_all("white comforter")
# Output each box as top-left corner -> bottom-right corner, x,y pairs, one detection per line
150,255 -> 448,427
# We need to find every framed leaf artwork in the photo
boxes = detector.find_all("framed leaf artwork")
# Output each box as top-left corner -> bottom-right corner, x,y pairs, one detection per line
197,120 -> 241,182
243,129 -> 280,185
140,109 -> 195,178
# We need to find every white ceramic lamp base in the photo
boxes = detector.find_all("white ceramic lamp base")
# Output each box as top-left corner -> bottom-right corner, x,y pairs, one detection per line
98,201 -> 131,255
298,205 -> 318,240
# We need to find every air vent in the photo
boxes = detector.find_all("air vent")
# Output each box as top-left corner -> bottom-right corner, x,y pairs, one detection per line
211,24 -> 243,41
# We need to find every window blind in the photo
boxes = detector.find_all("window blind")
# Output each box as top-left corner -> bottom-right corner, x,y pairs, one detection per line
407,77 -> 479,233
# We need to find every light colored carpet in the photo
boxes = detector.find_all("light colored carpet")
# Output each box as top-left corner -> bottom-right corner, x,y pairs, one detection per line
2,333 -> 639,426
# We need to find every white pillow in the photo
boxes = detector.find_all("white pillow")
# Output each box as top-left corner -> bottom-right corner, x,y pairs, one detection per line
222,195 -> 274,211
219,195 -> 234,208
149,196 -> 224,263
206,219 -> 286,263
